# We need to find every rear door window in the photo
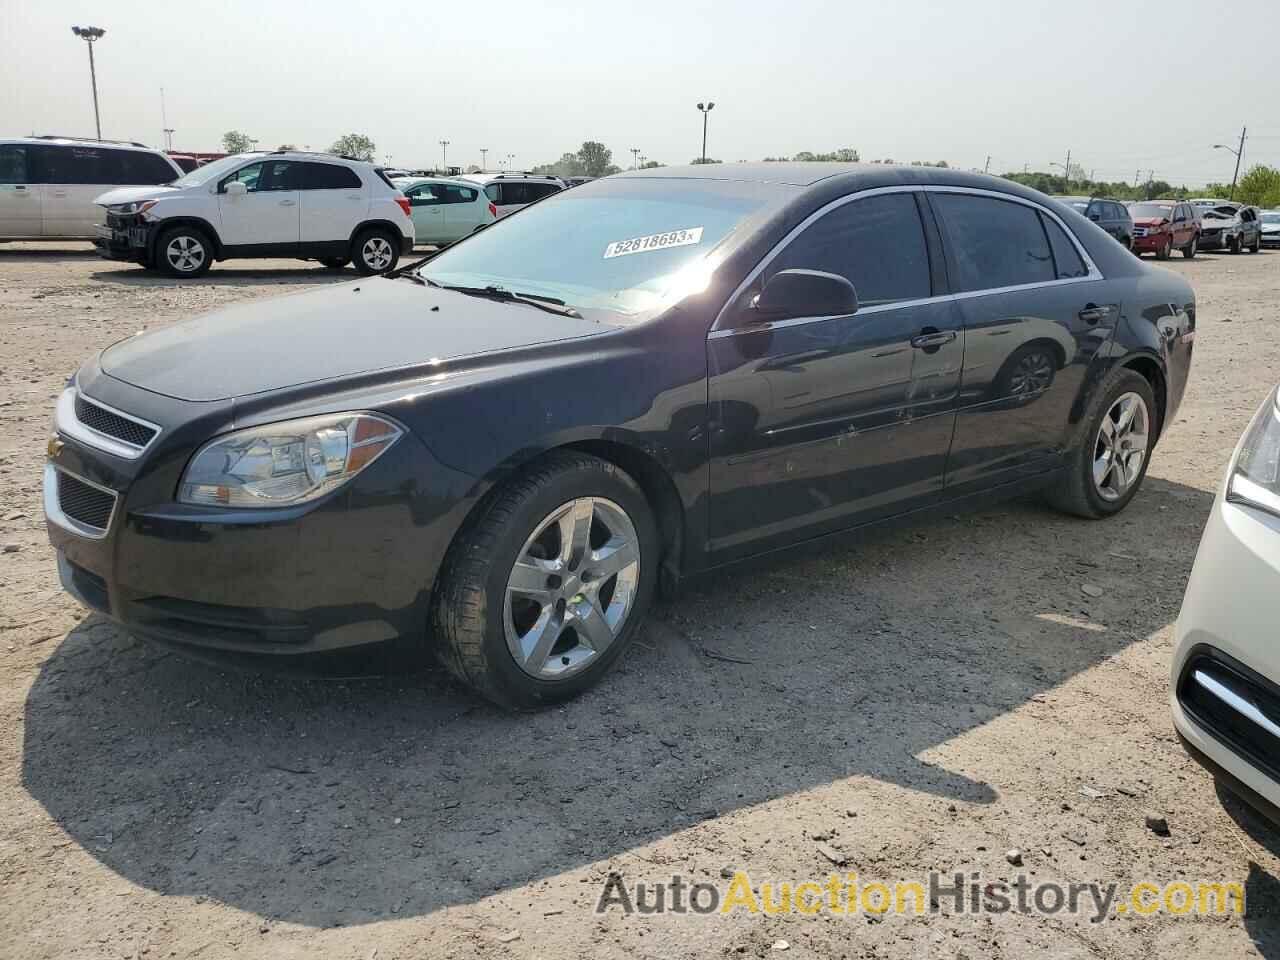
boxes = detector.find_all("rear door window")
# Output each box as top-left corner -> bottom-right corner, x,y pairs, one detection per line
123,152 -> 179,185
0,145 -> 29,183
766,192 -> 932,306
527,182 -> 562,201
304,162 -> 361,189
931,193 -> 1056,292
440,184 -> 477,204
39,145 -> 117,184
404,182 -> 441,205
497,182 -> 532,205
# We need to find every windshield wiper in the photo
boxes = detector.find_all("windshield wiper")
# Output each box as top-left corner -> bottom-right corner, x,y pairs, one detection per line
439,284 -> 582,318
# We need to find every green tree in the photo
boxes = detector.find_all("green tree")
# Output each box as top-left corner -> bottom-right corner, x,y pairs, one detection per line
576,141 -> 614,177
640,160 -> 664,169
221,130 -> 253,154
1234,165 -> 1280,207
329,133 -> 376,162
690,157 -> 722,164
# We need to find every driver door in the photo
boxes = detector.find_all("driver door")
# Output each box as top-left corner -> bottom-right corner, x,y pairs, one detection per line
706,190 -> 962,560
216,159 -> 301,249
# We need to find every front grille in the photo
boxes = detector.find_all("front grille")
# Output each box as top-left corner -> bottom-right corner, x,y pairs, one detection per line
74,394 -> 157,449
1133,227 -> 1148,237
56,471 -> 116,532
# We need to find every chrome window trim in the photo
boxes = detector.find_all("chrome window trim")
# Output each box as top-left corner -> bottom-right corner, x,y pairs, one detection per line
43,463 -> 118,540
56,386 -> 161,460
708,184 -> 1104,340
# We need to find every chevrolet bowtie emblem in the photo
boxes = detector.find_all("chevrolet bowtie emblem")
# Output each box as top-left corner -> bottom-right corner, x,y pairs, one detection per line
47,437 -> 64,459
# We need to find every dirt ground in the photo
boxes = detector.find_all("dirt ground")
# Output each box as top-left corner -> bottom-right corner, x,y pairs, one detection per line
2,243 -> 1279,959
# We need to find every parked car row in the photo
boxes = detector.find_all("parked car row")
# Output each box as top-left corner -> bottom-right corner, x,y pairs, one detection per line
391,171 -> 566,245
1056,193 -> 1270,260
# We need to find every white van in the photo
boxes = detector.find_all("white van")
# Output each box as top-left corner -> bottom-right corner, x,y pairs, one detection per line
0,137 -> 182,240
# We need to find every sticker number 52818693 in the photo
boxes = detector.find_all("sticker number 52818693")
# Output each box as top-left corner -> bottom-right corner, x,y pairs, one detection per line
603,227 -> 704,259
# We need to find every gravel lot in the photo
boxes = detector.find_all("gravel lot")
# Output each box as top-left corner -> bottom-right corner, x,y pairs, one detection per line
2,243 -> 1279,959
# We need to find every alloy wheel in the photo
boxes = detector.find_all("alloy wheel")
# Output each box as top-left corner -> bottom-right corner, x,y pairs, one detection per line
361,236 -> 393,271
1092,392 -> 1150,502
166,235 -> 205,273
1007,350 -> 1054,396
504,496 -> 640,680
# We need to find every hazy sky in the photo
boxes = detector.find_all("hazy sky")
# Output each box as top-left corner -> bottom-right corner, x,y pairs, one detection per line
3,0 -> 1277,187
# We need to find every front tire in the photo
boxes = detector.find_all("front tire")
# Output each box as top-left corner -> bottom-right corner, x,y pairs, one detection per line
155,225 -> 212,278
1155,237 -> 1172,260
1249,236 -> 1261,253
431,452 -> 659,710
1182,236 -> 1197,259
1043,368 -> 1156,519
1229,234 -> 1242,255
352,228 -> 400,275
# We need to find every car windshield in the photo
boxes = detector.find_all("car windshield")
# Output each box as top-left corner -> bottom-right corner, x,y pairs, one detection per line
168,154 -> 262,188
418,178 -> 779,319
1129,203 -> 1173,218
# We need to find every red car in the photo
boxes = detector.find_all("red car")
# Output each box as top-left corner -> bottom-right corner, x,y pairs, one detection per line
1128,200 -> 1200,259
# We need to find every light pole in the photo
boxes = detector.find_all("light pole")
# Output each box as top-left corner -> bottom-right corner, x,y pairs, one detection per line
71,26 -> 106,141
480,148 -> 488,170
1213,128 -> 1247,200
631,147 -> 640,170
163,128 -> 175,151
439,139 -> 450,170
507,153 -> 515,171
696,101 -> 715,163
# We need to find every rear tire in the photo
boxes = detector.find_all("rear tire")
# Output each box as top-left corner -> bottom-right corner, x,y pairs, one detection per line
155,225 -> 213,278
1043,368 -> 1157,519
430,452 -> 658,710
1250,236 -> 1261,253
1182,236 -> 1197,259
1229,235 -> 1242,255
351,228 -> 400,275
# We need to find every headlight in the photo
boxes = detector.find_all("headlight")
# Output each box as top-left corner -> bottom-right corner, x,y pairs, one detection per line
111,200 -> 158,216
1227,388 -> 1280,517
178,412 -> 402,508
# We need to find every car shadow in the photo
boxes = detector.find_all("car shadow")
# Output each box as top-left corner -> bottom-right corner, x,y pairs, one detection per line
1216,783 -> 1280,956
89,265 -> 354,288
0,245 -> 99,262
21,474 -> 1214,927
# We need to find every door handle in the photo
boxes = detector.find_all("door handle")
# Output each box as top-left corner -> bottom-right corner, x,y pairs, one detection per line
279,199 -> 297,207
1078,304 -> 1109,324
52,190 -> 68,198
910,330 -> 957,349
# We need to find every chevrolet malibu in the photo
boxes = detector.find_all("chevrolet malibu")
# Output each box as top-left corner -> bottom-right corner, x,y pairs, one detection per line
45,164 -> 1195,709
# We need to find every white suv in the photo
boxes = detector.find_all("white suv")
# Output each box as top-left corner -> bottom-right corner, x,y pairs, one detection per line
0,137 -> 182,240
93,151 -> 415,278
458,172 -> 565,218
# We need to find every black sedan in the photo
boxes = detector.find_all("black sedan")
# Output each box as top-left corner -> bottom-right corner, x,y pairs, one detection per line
45,164 -> 1195,708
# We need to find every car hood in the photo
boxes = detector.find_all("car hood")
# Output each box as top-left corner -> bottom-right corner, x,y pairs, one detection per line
99,278 -> 611,402
94,185 -> 182,207
1201,216 -> 1239,227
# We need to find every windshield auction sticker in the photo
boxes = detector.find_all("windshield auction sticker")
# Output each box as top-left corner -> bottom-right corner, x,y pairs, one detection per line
603,227 -> 704,259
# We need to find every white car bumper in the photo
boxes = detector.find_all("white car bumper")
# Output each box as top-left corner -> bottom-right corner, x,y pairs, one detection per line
1172,470 -> 1280,820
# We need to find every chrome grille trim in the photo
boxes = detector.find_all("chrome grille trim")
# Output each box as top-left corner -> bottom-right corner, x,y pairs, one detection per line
43,463 -> 119,540
55,387 -> 161,460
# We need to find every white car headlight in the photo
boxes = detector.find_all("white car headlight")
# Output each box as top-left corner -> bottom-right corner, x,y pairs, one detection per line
179,413 -> 402,508
1228,388 -> 1280,518
112,200 -> 158,216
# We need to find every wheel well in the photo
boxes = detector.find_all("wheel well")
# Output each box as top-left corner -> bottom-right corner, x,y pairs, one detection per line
561,440 -> 684,589
349,220 -> 403,246
1121,355 -> 1167,439
150,218 -> 223,260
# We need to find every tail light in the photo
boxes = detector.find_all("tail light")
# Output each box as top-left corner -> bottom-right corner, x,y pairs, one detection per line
488,201 -> 498,218
394,196 -> 411,217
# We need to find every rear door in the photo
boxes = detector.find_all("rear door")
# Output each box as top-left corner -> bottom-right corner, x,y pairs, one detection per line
404,181 -> 446,242
707,189 -> 962,558
0,144 -> 40,238
298,161 -> 365,246
928,191 -> 1116,492
38,144 -> 122,237
216,159 -> 301,248
438,182 -> 482,240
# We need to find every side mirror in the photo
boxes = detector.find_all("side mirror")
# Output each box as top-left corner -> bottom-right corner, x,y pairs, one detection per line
752,269 -> 858,321
224,180 -> 247,198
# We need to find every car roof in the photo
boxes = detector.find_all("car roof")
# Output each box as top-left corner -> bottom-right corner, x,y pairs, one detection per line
3,136 -> 164,153
460,172 -> 564,184
392,176 -> 480,188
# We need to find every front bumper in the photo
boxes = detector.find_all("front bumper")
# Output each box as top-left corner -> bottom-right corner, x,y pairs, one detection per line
1172,476 -> 1280,823
93,212 -> 152,263
43,369 -> 448,660
1197,228 -> 1237,250
1131,230 -> 1172,251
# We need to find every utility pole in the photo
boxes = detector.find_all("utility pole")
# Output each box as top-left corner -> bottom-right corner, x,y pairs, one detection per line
160,87 -> 168,150
1229,126 -> 1246,200
1063,149 -> 1071,193
71,26 -> 106,140
439,140 -> 450,170
984,155 -> 991,174
696,101 -> 715,163
480,148 -> 488,170
1134,168 -> 1140,187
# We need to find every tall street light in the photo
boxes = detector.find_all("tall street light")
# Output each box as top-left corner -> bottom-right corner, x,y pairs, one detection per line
1214,128 -> 1247,200
631,147 -> 640,170
696,101 -> 715,163
480,147 -> 488,170
439,139 -> 450,169
71,26 -> 106,141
